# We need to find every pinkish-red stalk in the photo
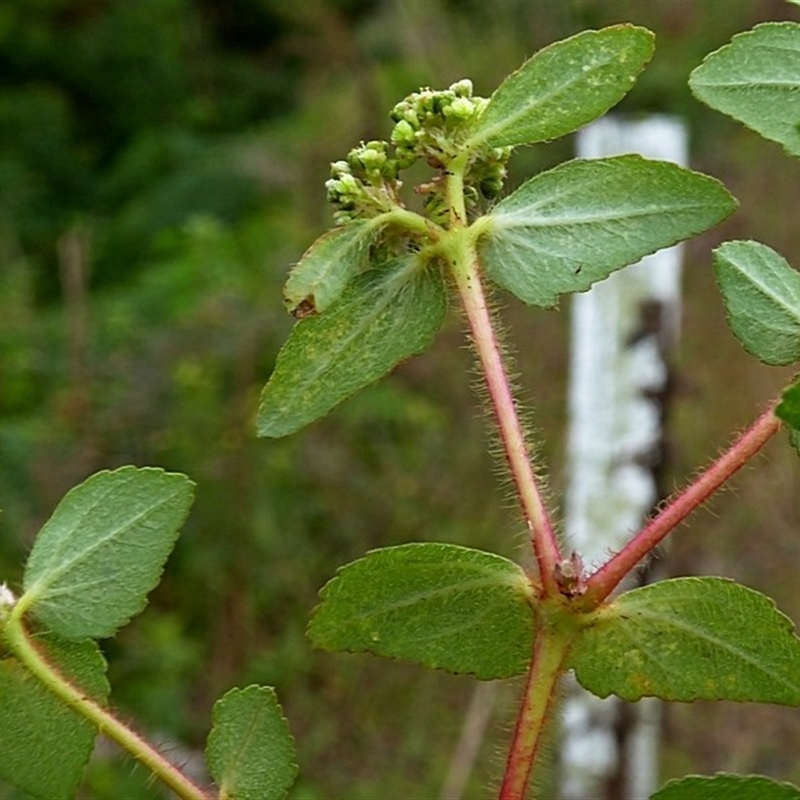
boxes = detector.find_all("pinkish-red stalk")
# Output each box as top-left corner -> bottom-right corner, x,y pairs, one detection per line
499,626 -> 570,800
452,246 -> 562,594
583,404 -> 782,607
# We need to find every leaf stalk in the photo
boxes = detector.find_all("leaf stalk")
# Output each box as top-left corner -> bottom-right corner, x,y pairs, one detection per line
2,610 -> 213,800
582,403 -> 782,608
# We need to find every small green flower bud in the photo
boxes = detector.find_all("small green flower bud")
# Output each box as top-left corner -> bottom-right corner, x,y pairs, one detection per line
330,160 -> 351,177
443,96 -> 475,120
359,149 -> 386,174
391,119 -> 417,148
480,176 -> 504,199
451,79 -> 473,98
338,173 -> 361,193
381,158 -> 401,181
395,148 -> 418,170
402,107 -> 420,127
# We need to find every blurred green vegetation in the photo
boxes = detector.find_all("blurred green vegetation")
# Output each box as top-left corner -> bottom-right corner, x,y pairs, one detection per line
2,1 -> 800,798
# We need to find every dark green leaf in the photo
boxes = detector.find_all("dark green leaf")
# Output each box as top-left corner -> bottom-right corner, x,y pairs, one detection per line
479,155 -> 736,307
308,543 -> 534,680
0,635 -> 108,799
22,467 -> 195,638
651,773 -> 800,800
206,685 -> 298,800
777,377 -> 800,434
790,426 -> 800,457
571,577 -> 800,703
257,258 -> 447,438
713,240 -> 800,366
470,25 -> 655,148
690,22 -> 800,157
283,221 -> 376,317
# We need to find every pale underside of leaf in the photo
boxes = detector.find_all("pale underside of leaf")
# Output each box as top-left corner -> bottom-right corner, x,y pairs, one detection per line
479,155 -> 736,307
206,685 -> 298,800
283,221 -> 377,317
571,577 -> 800,704
21,467 -> 194,638
257,257 -> 447,438
713,240 -> 800,366
689,22 -> 800,157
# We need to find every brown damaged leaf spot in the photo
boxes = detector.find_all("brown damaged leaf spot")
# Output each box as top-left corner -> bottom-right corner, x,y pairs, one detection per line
290,296 -> 318,319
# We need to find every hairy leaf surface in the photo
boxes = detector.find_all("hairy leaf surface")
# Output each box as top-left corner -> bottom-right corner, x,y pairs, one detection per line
283,221 -> 376,317
22,467 -> 194,638
470,25 -> 654,148
206,685 -> 297,800
690,22 -> 800,157
571,577 -> 800,703
258,258 -> 447,438
713,240 -> 800,366
651,773 -> 800,800
479,155 -> 736,307
308,543 -> 534,680
0,636 -> 108,799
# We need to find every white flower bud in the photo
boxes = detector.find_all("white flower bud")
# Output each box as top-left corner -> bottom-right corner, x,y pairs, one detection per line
0,583 -> 15,619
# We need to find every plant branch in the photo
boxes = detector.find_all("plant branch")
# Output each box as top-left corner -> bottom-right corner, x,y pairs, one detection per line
449,236 -> 562,594
499,623 -> 571,800
3,612 -> 213,800
582,403 -> 782,607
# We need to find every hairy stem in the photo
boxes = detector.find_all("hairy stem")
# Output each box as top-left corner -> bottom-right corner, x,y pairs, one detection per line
3,612 -> 212,800
582,404 -> 782,607
449,238 -> 562,593
499,624 -> 571,800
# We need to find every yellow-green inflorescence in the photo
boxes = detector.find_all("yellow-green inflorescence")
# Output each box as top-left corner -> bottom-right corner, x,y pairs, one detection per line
325,79 -> 512,226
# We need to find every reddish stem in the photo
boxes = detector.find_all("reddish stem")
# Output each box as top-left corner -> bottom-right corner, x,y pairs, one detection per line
452,243 -> 562,594
499,625 -> 571,800
582,404 -> 782,607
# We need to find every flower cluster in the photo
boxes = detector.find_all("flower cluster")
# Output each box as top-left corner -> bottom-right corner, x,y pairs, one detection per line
389,79 -> 486,169
325,140 -> 402,225
326,79 -> 512,225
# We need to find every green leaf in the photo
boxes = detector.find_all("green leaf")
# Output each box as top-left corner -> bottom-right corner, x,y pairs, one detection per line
651,773 -> 800,800
257,257 -> 447,438
778,377 -> 800,435
777,378 -> 800,457
206,685 -> 298,800
307,543 -> 534,680
790,426 -> 800,456
571,577 -> 800,703
478,155 -> 736,307
0,635 -> 108,799
690,22 -> 800,157
283,221 -> 376,318
469,25 -> 655,148
713,240 -> 800,366
21,466 -> 195,638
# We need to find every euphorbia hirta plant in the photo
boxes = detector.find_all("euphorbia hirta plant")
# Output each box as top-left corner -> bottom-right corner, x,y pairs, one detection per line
4,19 -> 800,800
258,21 -> 800,800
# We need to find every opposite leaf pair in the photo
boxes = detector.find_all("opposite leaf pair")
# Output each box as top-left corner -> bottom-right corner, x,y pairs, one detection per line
258,24 -> 735,442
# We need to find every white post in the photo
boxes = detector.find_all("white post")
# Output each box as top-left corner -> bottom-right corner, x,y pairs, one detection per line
560,116 -> 687,800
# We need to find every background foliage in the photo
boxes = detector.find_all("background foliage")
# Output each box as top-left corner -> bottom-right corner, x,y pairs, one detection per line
2,1 -> 800,797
